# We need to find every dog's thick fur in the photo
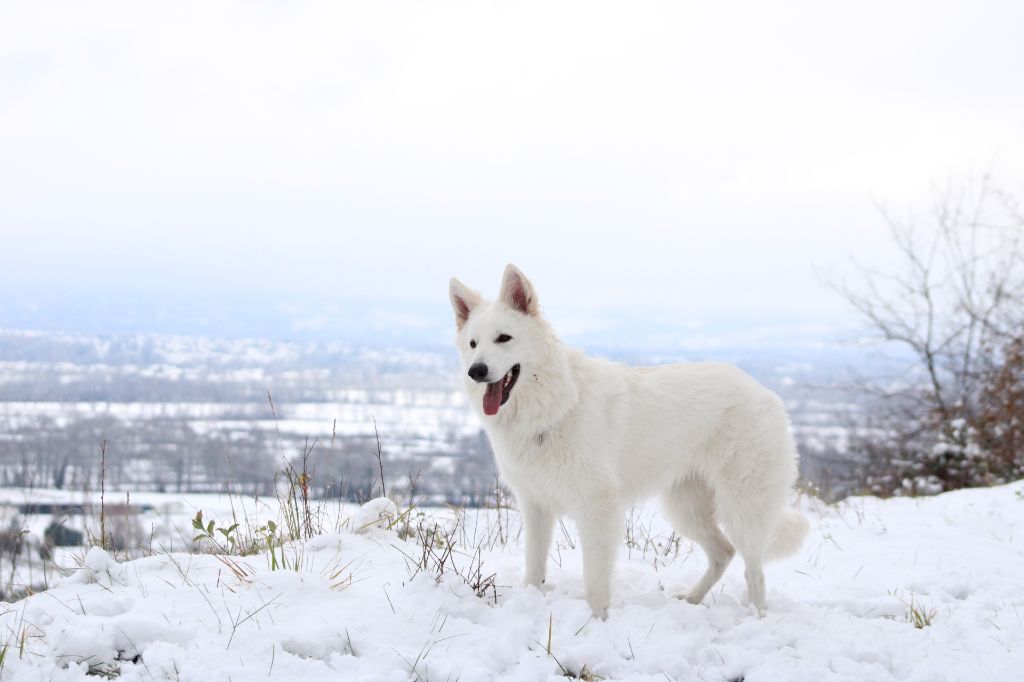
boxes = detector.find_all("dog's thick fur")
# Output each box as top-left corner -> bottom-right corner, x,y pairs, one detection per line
449,265 -> 809,618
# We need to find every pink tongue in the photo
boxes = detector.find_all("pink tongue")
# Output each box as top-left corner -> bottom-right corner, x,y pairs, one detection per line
483,381 -> 503,416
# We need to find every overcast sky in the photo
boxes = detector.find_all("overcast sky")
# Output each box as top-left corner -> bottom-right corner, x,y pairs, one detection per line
2,0 -> 1023,340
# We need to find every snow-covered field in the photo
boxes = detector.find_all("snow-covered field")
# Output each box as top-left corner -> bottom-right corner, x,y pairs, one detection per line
1,484 -> 1022,681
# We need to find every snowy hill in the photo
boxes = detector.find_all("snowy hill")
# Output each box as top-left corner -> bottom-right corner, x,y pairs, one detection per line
2,484 -> 1022,681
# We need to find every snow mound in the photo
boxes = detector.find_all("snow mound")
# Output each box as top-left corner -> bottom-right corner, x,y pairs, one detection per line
64,546 -> 129,587
351,496 -> 400,533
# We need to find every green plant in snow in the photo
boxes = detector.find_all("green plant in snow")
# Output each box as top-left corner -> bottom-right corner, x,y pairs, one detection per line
260,520 -> 291,571
191,511 -> 240,554
905,596 -> 937,629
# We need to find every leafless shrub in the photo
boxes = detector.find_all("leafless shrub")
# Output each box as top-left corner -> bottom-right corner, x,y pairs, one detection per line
831,177 -> 1024,494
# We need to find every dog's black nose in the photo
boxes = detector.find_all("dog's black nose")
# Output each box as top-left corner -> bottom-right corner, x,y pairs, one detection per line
468,363 -> 489,382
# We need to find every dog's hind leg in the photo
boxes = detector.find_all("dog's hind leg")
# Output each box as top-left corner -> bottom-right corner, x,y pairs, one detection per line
722,505 -> 774,616
661,477 -> 735,605
743,552 -> 767,616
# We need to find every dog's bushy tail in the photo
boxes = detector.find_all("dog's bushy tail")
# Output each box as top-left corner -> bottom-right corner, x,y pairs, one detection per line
765,509 -> 810,561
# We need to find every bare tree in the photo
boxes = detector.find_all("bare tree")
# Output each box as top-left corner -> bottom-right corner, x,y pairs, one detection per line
831,177 -> 1024,494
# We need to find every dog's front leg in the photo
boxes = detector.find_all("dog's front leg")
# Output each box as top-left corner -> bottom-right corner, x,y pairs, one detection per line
577,499 -> 623,620
521,499 -> 555,588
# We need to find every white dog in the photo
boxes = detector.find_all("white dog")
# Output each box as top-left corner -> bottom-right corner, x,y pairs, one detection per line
449,264 -> 808,618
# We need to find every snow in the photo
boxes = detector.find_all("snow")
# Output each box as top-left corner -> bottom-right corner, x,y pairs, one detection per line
1,484 -> 1023,681
351,497 -> 400,532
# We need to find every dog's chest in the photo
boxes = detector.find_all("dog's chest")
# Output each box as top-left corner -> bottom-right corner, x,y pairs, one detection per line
489,427 -> 590,501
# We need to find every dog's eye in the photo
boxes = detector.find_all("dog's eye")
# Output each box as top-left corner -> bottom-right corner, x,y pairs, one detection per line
470,340 -> 477,349
495,334 -> 512,343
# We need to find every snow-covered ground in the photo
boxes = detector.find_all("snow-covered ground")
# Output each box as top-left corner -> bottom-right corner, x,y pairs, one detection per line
1,483 -> 1022,681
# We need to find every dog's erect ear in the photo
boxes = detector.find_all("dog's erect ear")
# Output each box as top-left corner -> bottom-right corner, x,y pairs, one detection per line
449,278 -> 482,329
499,264 -> 539,316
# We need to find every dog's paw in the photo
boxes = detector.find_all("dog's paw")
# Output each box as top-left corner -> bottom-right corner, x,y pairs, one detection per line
741,592 -> 767,617
672,589 -> 703,605
585,595 -> 610,621
523,576 -> 551,592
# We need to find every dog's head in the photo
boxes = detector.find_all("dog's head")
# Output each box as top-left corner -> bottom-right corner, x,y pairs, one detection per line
448,264 -> 546,418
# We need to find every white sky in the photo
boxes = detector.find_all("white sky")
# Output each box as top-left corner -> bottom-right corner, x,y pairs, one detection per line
2,0 -> 1023,333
